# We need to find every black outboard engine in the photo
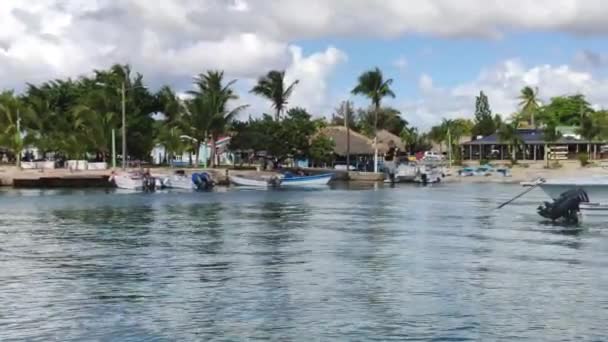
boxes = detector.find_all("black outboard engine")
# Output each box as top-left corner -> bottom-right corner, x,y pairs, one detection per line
142,174 -> 156,192
537,189 -> 589,223
192,172 -> 214,190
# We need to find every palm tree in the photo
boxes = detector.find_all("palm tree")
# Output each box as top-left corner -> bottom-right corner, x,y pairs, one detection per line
186,71 -> 248,167
250,70 -> 299,121
351,67 -> 395,172
0,92 -> 25,167
156,125 -> 185,166
518,86 -> 541,128
498,122 -> 523,162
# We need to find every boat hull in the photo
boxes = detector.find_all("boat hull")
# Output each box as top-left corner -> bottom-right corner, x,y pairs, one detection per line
281,174 -> 333,187
111,175 -> 144,190
230,175 -> 281,187
164,175 -> 194,190
539,183 -> 608,203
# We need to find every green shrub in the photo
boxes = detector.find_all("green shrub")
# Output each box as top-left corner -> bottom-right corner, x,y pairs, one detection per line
480,158 -> 491,166
578,153 -> 590,167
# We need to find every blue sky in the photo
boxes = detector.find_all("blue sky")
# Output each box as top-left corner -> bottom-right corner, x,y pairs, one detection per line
3,1 -> 608,129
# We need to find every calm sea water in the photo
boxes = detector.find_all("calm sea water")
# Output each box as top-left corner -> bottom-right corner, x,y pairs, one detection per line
1,183 -> 607,341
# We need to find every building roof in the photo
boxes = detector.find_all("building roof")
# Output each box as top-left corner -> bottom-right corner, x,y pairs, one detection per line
320,126 -> 374,155
377,130 -> 406,151
462,128 -> 594,145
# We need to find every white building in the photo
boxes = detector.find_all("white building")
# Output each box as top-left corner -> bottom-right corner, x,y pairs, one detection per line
151,136 -> 234,167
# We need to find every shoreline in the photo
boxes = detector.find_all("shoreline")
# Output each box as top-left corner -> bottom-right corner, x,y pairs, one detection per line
1,162 -> 606,188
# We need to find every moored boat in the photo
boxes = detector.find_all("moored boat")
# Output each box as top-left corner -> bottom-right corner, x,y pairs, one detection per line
229,174 -> 282,187
164,171 -> 214,190
538,176 -> 608,203
110,171 -> 161,191
281,173 -> 333,187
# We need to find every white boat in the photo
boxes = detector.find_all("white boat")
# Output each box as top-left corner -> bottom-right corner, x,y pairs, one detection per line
164,174 -> 195,190
384,163 -> 418,183
416,165 -> 443,184
538,176 -> 608,203
281,173 -> 333,187
109,171 -> 163,190
164,172 -> 214,190
229,174 -> 282,187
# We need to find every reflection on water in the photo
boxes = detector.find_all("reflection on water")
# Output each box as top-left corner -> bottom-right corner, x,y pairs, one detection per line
1,183 -> 608,340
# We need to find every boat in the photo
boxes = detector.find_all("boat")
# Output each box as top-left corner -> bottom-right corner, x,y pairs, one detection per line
537,176 -> 608,203
416,164 -> 443,184
229,174 -> 282,187
384,162 -> 418,183
281,173 -> 333,187
110,171 -> 162,191
163,171 -> 214,190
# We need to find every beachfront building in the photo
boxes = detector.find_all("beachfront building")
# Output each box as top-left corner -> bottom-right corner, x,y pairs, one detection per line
319,126 -> 405,170
151,136 -> 235,166
461,128 -> 608,161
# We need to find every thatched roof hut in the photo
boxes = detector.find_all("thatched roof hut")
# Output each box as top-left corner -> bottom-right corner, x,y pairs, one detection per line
319,126 -> 406,156
319,126 -> 374,156
376,130 -> 405,152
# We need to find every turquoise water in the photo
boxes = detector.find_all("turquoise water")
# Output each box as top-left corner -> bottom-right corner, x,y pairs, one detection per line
1,183 -> 607,341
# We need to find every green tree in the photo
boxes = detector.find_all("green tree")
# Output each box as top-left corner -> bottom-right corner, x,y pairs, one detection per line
0,92 -> 26,167
497,121 -> 523,162
156,125 -> 185,165
250,70 -> 299,121
356,106 -> 407,136
351,67 -> 395,171
309,134 -> 335,166
472,91 -> 496,137
540,94 -> 593,126
518,86 -> 541,127
189,71 -> 247,167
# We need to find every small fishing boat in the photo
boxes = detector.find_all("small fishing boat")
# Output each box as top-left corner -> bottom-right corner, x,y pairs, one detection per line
384,163 -> 418,183
281,173 -> 333,187
110,171 -> 162,191
229,174 -> 282,187
164,171 -> 214,190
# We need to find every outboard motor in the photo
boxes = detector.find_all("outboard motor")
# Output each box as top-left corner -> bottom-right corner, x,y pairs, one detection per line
192,172 -> 213,190
537,189 -> 589,223
142,174 -> 156,192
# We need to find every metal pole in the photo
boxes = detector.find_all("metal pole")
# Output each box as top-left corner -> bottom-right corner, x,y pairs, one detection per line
111,129 -> 116,168
121,81 -> 127,170
374,105 -> 378,173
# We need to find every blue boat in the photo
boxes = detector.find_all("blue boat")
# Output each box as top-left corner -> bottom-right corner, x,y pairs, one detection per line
280,173 -> 334,187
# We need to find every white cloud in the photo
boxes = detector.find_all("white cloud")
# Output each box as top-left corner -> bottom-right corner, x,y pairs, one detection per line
402,60 -> 608,129
2,0 -> 608,124
285,46 -> 348,115
393,56 -> 408,72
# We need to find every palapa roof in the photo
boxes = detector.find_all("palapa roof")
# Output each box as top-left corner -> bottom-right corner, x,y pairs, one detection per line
377,129 -> 406,151
319,126 -> 404,156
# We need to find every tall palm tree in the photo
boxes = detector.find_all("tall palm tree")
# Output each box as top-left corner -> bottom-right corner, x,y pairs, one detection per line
250,70 -> 298,121
351,67 -> 395,172
518,86 -> 540,128
185,71 -> 248,167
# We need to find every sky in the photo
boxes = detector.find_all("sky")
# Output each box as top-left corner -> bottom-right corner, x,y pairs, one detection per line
2,0 -> 608,129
